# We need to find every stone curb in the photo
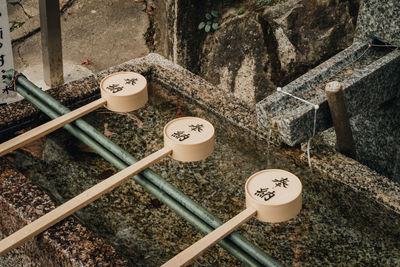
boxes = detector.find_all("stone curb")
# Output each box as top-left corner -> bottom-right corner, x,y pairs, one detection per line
0,158 -> 131,266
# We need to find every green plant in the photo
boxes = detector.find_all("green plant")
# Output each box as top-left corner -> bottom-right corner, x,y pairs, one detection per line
198,10 -> 219,33
10,21 -> 24,32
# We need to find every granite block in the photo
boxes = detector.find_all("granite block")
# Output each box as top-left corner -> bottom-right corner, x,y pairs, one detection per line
300,136 -> 400,215
256,44 -> 400,146
256,42 -> 367,144
321,101 -> 400,182
356,0 -> 400,47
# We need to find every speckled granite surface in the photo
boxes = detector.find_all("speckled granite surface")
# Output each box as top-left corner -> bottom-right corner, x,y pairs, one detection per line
356,0 -> 400,47
1,53 -> 400,266
256,44 -> 400,146
0,158 -> 130,266
320,99 -> 400,182
299,136 -> 400,215
256,42 -> 367,146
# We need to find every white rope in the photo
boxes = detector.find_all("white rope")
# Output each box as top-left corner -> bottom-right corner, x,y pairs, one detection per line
277,87 -> 319,171
277,87 -> 319,110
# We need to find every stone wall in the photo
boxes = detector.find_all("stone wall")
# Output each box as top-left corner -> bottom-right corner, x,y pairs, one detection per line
153,0 -> 360,105
153,0 -> 224,70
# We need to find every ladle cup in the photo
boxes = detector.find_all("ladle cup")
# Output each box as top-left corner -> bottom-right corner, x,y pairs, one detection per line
162,169 -> 302,267
0,72 -> 147,156
0,117 -> 214,255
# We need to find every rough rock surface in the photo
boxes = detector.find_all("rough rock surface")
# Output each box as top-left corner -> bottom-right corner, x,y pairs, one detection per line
199,14 -> 271,105
197,0 -> 360,104
262,0 -> 359,86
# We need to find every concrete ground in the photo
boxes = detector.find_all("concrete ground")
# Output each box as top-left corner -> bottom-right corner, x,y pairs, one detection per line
7,0 -> 150,89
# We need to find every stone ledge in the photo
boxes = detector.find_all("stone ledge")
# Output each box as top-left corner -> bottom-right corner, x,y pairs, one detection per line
97,53 -> 260,139
0,158 -> 130,266
0,53 -> 259,142
300,137 -> 400,215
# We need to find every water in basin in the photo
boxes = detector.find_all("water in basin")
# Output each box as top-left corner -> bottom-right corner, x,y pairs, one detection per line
9,86 -> 400,266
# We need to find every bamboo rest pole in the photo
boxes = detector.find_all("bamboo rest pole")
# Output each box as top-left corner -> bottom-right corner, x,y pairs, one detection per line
0,146 -> 172,256
11,83 -> 263,267
0,98 -> 106,157
163,207 -> 257,267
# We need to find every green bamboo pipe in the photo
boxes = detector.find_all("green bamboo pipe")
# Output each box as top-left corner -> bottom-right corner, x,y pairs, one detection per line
6,79 -> 262,267
6,71 -> 283,267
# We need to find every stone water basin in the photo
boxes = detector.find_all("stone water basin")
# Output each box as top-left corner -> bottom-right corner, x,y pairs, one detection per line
1,54 -> 400,266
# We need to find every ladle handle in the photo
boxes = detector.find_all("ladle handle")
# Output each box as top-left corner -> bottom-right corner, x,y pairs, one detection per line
0,146 -> 172,256
162,207 -> 257,267
0,98 -> 107,157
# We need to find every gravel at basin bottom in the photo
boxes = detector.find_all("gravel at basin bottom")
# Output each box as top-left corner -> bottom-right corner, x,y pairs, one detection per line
10,92 -> 400,266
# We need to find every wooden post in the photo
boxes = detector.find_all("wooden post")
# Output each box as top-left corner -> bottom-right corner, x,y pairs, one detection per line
325,81 -> 357,159
39,0 -> 64,87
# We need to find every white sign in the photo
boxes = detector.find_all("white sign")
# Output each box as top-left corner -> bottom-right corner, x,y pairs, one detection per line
0,1 -> 15,104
